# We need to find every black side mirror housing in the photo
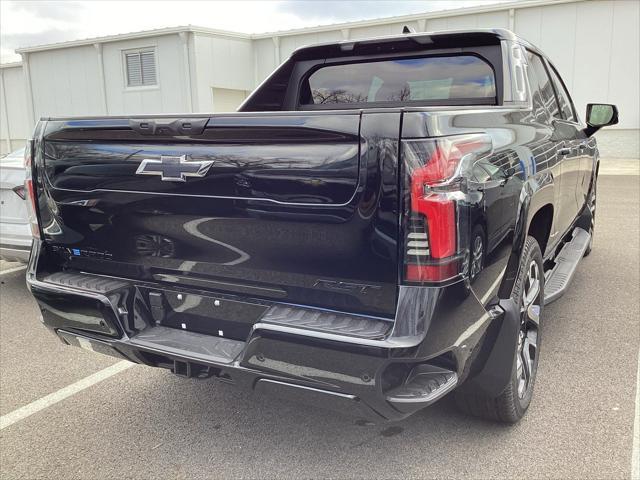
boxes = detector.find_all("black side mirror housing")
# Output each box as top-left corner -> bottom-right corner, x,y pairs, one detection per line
584,103 -> 619,137
504,166 -> 517,178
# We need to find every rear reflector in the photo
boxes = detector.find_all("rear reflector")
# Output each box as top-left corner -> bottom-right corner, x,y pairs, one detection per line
12,185 -> 26,200
23,140 -> 40,239
405,259 -> 461,283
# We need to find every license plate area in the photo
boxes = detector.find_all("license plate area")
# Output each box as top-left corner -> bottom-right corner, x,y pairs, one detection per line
140,287 -> 269,341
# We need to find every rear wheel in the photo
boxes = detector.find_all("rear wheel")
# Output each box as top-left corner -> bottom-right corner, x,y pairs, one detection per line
469,225 -> 485,283
455,235 -> 543,423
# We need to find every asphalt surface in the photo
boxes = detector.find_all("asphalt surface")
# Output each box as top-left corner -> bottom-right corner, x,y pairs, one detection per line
0,174 -> 638,479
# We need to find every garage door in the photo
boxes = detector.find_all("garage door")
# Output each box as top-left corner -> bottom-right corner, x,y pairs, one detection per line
211,88 -> 249,112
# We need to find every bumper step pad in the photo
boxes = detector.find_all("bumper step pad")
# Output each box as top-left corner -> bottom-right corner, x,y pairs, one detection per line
385,364 -> 458,414
261,305 -> 392,339
41,271 -> 129,294
544,227 -> 591,305
127,326 -> 244,365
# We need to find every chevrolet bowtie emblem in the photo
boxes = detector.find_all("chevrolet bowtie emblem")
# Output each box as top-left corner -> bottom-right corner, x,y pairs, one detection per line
135,155 -> 213,182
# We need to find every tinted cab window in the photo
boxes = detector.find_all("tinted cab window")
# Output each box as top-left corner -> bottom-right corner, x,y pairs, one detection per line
300,55 -> 496,106
526,51 -> 560,120
547,65 -> 576,122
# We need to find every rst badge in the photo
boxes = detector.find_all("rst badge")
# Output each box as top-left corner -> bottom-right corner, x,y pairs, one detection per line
313,279 -> 382,295
135,155 -> 213,182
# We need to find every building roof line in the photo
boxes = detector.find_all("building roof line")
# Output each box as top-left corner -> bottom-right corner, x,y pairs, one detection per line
15,25 -> 250,54
0,62 -> 22,69
11,0 -> 579,55
251,0 -> 578,38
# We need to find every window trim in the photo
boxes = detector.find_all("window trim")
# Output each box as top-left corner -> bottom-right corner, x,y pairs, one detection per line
122,46 -> 159,90
545,60 -> 579,124
525,49 -> 562,122
296,52 -> 499,110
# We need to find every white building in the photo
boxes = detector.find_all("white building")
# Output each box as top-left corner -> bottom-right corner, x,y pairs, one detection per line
1,0 -> 638,157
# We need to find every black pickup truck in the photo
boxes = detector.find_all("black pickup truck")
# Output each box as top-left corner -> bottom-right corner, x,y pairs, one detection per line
24,29 -> 618,423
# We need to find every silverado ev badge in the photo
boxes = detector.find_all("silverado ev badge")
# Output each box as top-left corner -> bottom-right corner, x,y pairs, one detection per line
136,155 -> 213,182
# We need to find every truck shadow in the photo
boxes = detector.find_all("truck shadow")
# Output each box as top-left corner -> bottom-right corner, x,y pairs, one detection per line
79,368 -> 527,478
132,366 -> 516,450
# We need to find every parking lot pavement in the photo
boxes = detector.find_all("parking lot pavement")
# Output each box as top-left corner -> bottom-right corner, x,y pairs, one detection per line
0,260 -> 24,273
0,267 -> 120,416
1,175 -> 638,480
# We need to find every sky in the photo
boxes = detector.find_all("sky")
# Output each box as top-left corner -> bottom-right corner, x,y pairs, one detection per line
0,0 -> 518,63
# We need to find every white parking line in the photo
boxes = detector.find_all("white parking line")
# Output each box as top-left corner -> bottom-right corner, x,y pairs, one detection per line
0,265 -> 27,276
0,360 -> 133,430
632,346 -> 640,480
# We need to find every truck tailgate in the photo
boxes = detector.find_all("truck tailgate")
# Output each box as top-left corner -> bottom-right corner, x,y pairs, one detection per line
38,114 -> 399,317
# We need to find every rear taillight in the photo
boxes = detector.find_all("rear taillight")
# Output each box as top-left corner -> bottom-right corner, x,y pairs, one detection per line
23,141 -> 40,239
402,134 -> 492,284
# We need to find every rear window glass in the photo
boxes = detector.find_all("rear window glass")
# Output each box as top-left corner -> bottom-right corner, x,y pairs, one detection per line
301,55 -> 496,106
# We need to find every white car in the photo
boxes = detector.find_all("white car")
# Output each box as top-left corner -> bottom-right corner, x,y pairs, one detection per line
0,147 -> 32,262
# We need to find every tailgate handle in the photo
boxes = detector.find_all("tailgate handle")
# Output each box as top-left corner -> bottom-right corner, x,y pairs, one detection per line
129,118 -> 209,136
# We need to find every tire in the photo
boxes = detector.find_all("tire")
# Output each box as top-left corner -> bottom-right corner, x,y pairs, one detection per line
455,235 -> 544,423
584,179 -> 597,257
469,225 -> 485,283
453,225 -> 485,299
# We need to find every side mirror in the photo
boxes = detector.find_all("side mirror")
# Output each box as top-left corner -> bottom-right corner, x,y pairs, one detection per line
503,166 -> 517,179
584,103 -> 619,136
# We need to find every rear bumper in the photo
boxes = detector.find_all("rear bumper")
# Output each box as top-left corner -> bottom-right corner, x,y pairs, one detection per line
27,267 -> 462,422
55,328 -> 393,421
0,244 -> 32,263
25,237 -> 523,422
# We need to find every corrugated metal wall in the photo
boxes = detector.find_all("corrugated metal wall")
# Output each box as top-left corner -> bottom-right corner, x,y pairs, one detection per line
1,0 -> 638,156
0,65 -> 29,154
255,0 -> 639,133
514,0 -> 639,132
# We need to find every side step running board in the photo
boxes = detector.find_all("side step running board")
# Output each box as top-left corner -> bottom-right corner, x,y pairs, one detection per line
544,227 -> 591,305
385,365 -> 458,414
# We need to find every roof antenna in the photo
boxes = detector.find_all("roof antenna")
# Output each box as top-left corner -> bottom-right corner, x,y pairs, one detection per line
402,25 -> 415,34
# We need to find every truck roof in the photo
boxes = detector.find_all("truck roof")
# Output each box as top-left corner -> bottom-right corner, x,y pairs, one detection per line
289,28 -> 537,60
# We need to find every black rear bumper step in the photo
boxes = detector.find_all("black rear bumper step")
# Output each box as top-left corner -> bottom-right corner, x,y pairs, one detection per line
128,325 -> 244,365
544,227 -> 590,305
385,364 -> 458,414
41,271 -> 129,294
34,269 -> 398,345
261,304 -> 392,340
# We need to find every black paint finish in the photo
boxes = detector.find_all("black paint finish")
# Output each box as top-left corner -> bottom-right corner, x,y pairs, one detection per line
40,113 -> 399,317
26,29 -> 613,421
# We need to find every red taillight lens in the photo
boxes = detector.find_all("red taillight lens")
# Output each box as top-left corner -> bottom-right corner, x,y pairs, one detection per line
23,141 -> 40,239
12,185 -> 26,200
403,134 -> 492,284
405,259 -> 461,282
25,178 -> 37,211
410,187 -> 456,259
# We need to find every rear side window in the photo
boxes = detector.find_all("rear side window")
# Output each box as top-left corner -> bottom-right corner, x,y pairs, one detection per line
547,65 -> 577,122
300,56 -> 496,106
526,51 -> 560,119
